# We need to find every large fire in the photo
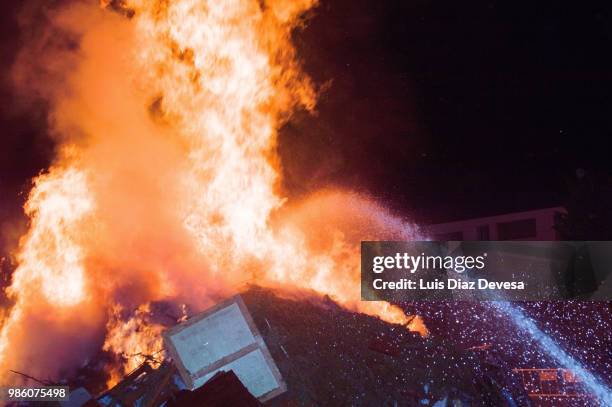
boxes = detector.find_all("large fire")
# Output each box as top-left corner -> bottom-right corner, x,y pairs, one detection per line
1,0 -> 426,385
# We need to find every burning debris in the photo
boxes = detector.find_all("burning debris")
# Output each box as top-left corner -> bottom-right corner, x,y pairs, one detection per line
83,289 -> 433,406
22,289 -> 427,406
97,360 -> 183,407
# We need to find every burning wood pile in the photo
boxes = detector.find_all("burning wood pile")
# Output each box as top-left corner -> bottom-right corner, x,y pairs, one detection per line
10,287 -> 534,406
42,282 -> 589,407
49,288 -> 430,406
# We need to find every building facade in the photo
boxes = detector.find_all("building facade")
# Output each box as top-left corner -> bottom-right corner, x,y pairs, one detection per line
425,206 -> 565,241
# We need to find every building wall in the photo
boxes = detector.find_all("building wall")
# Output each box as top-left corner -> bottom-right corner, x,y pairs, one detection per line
425,207 -> 566,241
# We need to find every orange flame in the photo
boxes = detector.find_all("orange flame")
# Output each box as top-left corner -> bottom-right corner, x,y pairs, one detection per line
103,303 -> 164,387
1,0 -> 426,384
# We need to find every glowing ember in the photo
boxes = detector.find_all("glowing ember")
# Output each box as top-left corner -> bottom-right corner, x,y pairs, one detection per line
0,0 -> 426,383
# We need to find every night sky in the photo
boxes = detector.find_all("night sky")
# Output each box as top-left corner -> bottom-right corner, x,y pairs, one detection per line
1,0 -> 612,239
283,0 -> 612,223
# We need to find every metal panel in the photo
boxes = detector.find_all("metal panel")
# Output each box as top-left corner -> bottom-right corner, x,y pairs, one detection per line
163,295 -> 286,402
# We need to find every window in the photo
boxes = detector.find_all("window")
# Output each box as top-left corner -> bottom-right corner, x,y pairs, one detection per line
497,218 -> 536,240
477,225 -> 490,240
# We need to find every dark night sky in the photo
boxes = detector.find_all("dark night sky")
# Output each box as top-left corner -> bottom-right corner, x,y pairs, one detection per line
283,0 -> 612,223
1,0 -> 612,235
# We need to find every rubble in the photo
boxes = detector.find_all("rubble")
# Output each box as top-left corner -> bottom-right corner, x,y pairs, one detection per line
56,286 -> 547,406
97,361 -> 181,407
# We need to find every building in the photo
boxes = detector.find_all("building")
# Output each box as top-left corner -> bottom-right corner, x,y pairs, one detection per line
425,206 -> 565,241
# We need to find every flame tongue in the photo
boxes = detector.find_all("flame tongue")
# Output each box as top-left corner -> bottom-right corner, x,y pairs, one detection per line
0,0 -> 426,383
131,0 -> 316,256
